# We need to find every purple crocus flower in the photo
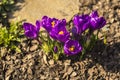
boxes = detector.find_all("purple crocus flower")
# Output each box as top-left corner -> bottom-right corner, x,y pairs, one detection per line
23,20 -> 40,39
49,19 -> 70,42
73,14 -> 90,34
54,46 -> 58,53
89,11 -> 106,30
64,40 -> 82,56
41,16 -> 59,32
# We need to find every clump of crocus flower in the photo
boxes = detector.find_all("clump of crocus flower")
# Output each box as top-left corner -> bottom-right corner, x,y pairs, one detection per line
49,19 -> 70,42
23,20 -> 40,39
73,14 -> 90,34
64,40 -> 82,55
41,16 -> 59,32
89,11 -> 106,30
23,11 -> 106,60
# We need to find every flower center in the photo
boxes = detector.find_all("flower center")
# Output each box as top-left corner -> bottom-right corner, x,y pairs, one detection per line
58,31 -> 64,35
69,45 -> 75,52
51,21 -> 55,27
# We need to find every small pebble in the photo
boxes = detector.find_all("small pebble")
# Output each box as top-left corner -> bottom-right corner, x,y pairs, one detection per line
70,71 -> 77,77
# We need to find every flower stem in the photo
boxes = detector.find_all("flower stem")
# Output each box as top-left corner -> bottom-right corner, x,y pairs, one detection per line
80,48 -> 85,60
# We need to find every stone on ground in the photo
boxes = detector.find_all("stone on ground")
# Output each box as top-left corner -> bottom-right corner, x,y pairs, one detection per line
10,0 -> 79,23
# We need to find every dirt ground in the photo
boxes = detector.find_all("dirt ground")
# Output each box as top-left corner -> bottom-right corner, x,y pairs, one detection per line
0,0 -> 120,80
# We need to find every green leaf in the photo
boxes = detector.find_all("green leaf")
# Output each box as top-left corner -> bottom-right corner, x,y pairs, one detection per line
83,33 -> 97,53
80,48 -> 86,60
103,35 -> 107,44
42,42 -> 50,54
53,53 -> 59,60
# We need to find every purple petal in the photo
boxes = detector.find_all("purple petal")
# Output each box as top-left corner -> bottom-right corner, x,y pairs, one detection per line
41,16 -> 60,32
36,20 -> 41,31
49,19 -> 70,42
42,16 -> 48,20
23,21 -> 40,39
73,15 -> 79,26
57,33 -> 70,42
90,11 -> 99,18
73,14 -> 90,34
90,17 -> 106,30
49,31 -> 57,40
61,19 -> 66,26
54,46 -> 58,53
98,17 -> 106,28
72,27 -> 77,35
82,22 -> 90,31
23,23 -> 35,31
64,40 -> 82,56
25,31 -> 37,38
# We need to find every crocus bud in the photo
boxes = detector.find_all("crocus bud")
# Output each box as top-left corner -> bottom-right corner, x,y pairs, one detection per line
54,46 -> 58,53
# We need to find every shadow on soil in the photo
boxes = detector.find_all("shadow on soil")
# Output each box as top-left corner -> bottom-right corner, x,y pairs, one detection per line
0,0 -> 25,26
8,0 -> 25,21
91,40 -> 120,73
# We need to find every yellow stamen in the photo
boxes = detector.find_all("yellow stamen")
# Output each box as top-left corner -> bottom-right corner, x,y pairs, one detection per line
51,21 -> 55,27
58,31 -> 64,35
69,46 -> 75,52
